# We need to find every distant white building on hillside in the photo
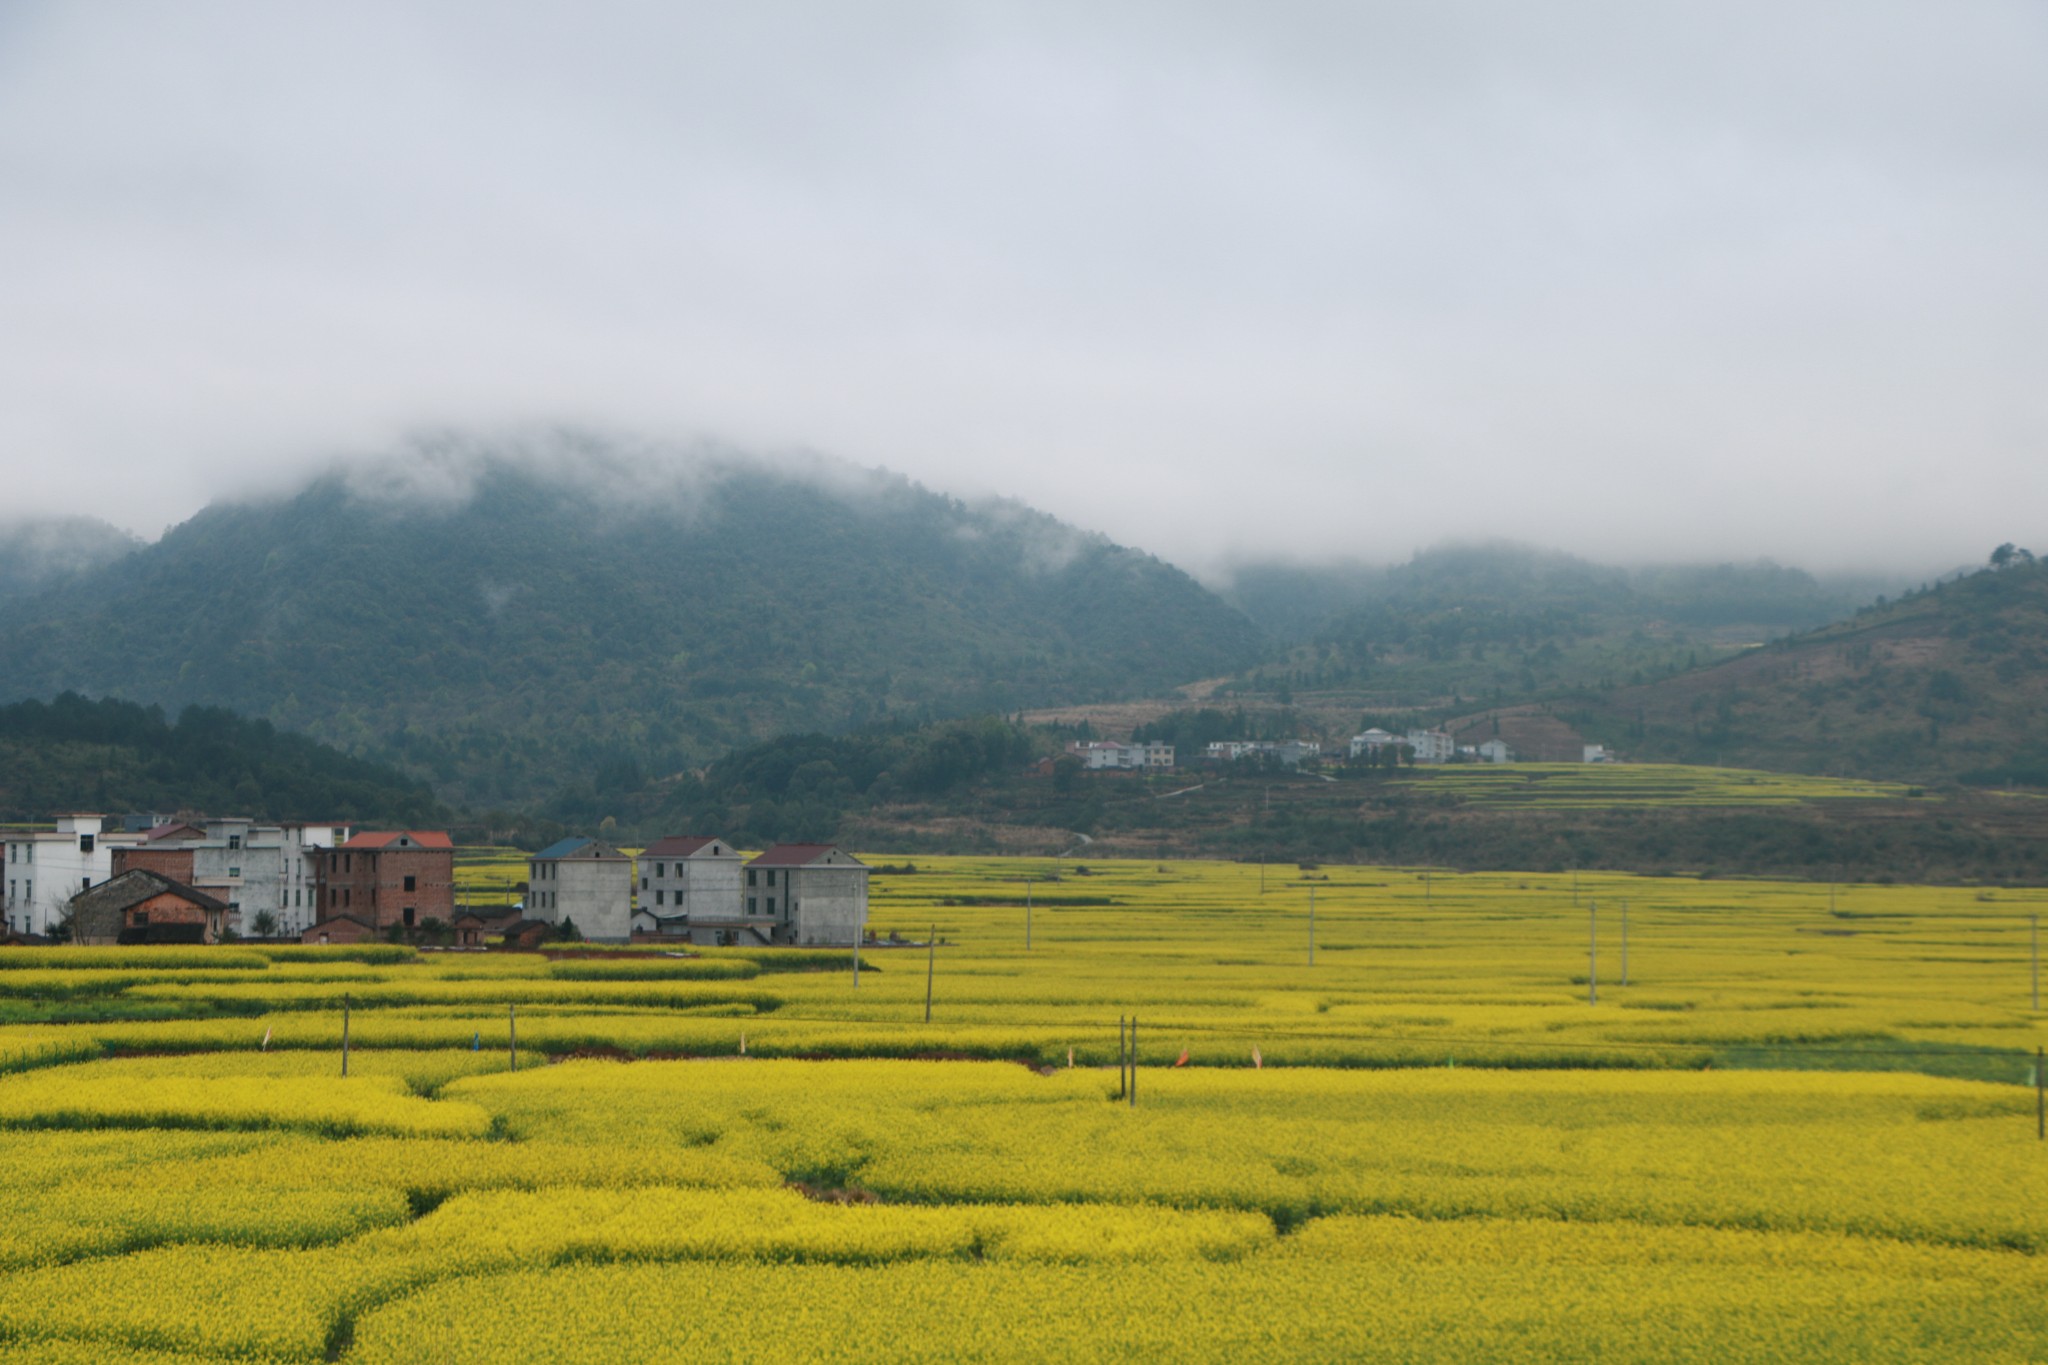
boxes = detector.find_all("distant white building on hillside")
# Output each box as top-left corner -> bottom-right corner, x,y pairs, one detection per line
1349,728 -> 1397,759
1406,729 -> 1456,764
1477,739 -> 1514,764
1583,744 -> 1616,764
1066,741 -> 1173,771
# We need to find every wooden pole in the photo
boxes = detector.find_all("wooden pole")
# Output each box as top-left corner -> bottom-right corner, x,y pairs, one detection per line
924,925 -> 935,1024
1259,855 -> 1265,896
341,993 -> 350,1077
509,1002 -> 517,1071
1587,901 -> 1597,1006
1118,1016 -> 1127,1100
1129,1017 -> 1137,1108
2032,915 -> 2039,1013
2037,1047 -> 2044,1141
1621,899 -> 1629,988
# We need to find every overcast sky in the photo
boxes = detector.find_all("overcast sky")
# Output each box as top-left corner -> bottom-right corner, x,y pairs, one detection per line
1,2 -> 2042,576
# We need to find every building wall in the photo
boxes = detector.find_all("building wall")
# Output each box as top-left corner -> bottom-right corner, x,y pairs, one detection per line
642,852 -> 744,921
3,816 -> 132,936
314,848 -> 455,929
536,858 -> 632,942
790,866 -> 869,946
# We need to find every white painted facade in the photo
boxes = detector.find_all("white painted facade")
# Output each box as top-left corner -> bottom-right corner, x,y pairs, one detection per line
3,815 -> 140,936
1477,739 -> 1514,764
1405,729 -> 1457,764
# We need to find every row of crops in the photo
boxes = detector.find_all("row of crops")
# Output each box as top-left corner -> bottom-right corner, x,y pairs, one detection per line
0,855 -> 2044,1360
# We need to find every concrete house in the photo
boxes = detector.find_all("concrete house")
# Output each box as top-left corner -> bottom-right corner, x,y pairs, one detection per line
637,836 -> 743,927
1477,739 -> 1514,764
68,869 -> 229,945
311,830 -> 455,934
116,818 -> 348,938
3,814 -> 143,937
528,837 -> 632,943
1406,729 -> 1456,764
1349,728 -> 1397,759
1065,741 -> 1174,771
747,844 -> 869,947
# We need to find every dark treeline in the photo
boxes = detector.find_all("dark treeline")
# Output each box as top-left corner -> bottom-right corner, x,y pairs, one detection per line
0,692 -> 445,826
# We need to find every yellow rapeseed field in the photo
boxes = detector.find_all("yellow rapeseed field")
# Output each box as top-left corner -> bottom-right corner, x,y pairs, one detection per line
0,853 -> 2043,1361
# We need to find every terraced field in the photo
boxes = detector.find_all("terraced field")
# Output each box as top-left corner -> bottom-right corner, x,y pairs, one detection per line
1,855 -> 2044,1361
1392,761 -> 1927,808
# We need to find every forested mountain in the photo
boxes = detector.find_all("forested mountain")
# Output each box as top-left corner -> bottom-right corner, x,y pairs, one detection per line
0,516 -> 141,600
0,444 -> 1264,807
1549,550 -> 2048,785
1220,543 -> 1902,705
0,693 -> 443,824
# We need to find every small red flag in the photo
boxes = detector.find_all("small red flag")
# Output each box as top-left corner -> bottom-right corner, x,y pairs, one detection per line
1174,1048 -> 1190,1068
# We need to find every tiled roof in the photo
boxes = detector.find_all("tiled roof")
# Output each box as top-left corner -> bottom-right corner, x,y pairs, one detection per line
340,830 -> 455,850
534,837 -> 627,861
69,868 -> 229,915
748,843 -> 863,868
642,836 -> 732,858
534,836 -> 594,861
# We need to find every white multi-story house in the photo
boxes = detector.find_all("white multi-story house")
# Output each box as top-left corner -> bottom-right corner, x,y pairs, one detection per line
1349,728 -> 1398,759
116,818 -> 349,937
1066,741 -> 1174,771
636,835 -> 744,926
3,814 -> 142,936
1406,729 -> 1457,764
528,837 -> 633,943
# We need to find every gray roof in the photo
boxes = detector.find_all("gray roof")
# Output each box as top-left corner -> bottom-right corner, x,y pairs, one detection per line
68,868 -> 227,917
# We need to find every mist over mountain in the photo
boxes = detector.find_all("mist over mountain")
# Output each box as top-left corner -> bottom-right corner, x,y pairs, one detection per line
0,516 -> 142,600
0,440 -> 1264,807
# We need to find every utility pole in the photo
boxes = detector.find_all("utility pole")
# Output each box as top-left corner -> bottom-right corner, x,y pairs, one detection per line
1025,880 -> 1033,951
924,925 -> 936,1023
2033,915 -> 2040,1013
1308,885 -> 1316,966
1259,855 -> 1266,896
1587,901 -> 1597,1006
341,994 -> 351,1077
509,1003 -> 517,1071
1621,900 -> 1629,988
1424,870 -> 1431,907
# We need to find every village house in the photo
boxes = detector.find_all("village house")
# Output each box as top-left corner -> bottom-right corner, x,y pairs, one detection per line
1478,739 -> 1514,764
637,836 -> 743,927
747,844 -> 869,947
527,837 -> 632,942
300,913 -> 378,945
310,830 -> 455,935
3,814 -> 143,937
1405,729 -> 1457,764
68,868 -> 229,945
1064,740 -> 1174,771
1206,740 -> 1322,767
115,818 -> 348,938
1583,744 -> 1617,763
1349,728 -> 1398,759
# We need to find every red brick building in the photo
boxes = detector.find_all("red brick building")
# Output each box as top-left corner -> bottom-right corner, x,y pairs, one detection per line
68,869 -> 229,945
312,831 -> 455,931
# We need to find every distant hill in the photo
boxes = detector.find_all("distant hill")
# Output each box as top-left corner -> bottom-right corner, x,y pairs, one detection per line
1536,554 -> 2048,785
1220,542 -> 1900,707
0,692 -> 444,824
0,516 -> 141,599
0,441 -> 1264,808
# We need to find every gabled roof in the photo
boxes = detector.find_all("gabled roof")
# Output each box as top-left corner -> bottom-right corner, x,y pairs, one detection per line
308,913 -> 375,931
340,830 -> 454,851
642,835 -> 735,858
69,868 -> 229,916
748,843 -> 865,869
534,836 -> 627,862
142,822 -> 206,843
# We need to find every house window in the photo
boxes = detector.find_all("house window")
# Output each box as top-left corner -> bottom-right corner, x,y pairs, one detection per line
81,876 -> 90,890
229,867 -> 240,878
640,877 -> 648,890
403,907 -> 416,927
765,897 -> 775,915
747,869 -> 757,887
656,890 -> 665,906
747,897 -> 757,914
228,835 -> 241,851
133,911 -> 149,926
79,834 -> 95,854
766,870 -> 777,887
404,875 -> 416,892
655,863 -> 665,878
